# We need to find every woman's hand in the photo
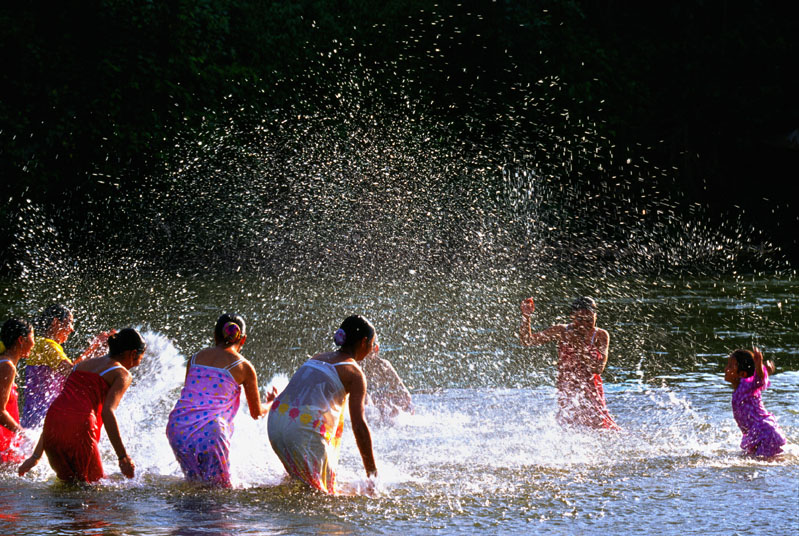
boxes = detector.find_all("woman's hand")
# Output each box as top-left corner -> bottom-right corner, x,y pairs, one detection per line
265,386 -> 278,404
118,455 -> 135,478
18,454 -> 40,476
520,298 -> 535,316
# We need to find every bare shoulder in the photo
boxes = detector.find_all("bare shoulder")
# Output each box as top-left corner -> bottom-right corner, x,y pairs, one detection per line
104,365 -> 132,388
370,356 -> 395,373
0,359 -> 15,379
311,351 -> 338,363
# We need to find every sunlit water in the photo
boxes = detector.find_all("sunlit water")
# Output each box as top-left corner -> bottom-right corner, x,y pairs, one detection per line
1,273 -> 796,535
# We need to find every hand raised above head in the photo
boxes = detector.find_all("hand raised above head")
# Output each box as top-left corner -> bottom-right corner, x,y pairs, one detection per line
520,297 -> 535,316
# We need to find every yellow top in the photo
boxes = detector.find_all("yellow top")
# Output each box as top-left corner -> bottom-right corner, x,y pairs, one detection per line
26,337 -> 72,368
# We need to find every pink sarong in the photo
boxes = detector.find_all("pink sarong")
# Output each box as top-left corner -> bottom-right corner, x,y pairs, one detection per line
166,355 -> 242,487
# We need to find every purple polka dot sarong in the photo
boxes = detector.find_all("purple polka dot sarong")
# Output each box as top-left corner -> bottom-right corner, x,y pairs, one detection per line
732,365 -> 787,458
166,356 -> 242,487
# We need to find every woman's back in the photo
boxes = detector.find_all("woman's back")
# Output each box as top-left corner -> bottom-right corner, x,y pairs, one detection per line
277,358 -> 348,410
191,347 -> 249,384
267,357 -> 352,493
48,370 -> 111,418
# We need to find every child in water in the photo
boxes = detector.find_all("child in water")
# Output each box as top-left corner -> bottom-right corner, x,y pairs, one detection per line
519,296 -> 619,430
724,348 -> 786,458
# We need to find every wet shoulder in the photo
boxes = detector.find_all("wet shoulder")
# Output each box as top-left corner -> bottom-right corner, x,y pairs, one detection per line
0,358 -> 16,378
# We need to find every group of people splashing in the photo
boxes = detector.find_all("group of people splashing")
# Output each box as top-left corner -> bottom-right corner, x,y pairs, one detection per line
0,295 -> 787,493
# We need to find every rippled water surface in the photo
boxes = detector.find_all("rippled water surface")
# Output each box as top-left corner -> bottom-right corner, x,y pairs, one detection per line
1,273 -> 797,535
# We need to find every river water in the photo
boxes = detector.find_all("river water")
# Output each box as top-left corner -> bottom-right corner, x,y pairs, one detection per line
0,271 -> 796,535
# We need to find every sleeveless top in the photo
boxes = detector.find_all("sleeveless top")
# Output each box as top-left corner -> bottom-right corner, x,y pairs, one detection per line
270,359 -> 350,442
556,327 -> 618,429
45,364 -> 122,431
167,354 -> 244,443
557,327 -> 603,391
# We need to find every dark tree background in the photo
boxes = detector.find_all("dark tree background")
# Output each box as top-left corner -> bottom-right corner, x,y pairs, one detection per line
1,1 -> 797,270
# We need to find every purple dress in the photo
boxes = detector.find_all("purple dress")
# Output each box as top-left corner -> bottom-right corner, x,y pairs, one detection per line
731,366 -> 786,457
166,355 -> 243,487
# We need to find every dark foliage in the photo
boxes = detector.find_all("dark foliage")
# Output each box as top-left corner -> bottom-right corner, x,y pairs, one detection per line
1,1 -> 797,270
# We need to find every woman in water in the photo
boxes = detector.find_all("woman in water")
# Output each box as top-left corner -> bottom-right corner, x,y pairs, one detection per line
166,314 -> 276,487
268,315 -> 378,494
22,304 -> 111,428
0,319 -> 35,464
18,328 -> 146,483
724,348 -> 786,458
361,350 -> 413,422
519,296 -> 619,430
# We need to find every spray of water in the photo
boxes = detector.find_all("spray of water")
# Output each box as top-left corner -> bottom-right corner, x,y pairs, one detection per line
1,7 -> 794,503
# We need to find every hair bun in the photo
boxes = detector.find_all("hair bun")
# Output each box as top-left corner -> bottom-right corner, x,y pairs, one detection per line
222,322 -> 242,344
333,328 -> 347,346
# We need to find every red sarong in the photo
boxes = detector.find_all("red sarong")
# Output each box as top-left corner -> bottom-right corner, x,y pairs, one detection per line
42,371 -> 110,482
0,382 -> 24,464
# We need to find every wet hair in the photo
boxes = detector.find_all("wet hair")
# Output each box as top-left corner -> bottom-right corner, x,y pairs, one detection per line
571,296 -> 597,313
215,313 -> 246,346
107,328 -> 146,356
36,304 -> 72,336
1,318 -> 33,349
731,349 -> 755,377
335,315 -> 375,349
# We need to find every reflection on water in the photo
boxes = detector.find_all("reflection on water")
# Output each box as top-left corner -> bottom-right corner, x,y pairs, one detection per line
1,274 -> 797,535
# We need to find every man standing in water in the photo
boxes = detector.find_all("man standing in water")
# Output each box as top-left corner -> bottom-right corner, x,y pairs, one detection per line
518,296 -> 619,430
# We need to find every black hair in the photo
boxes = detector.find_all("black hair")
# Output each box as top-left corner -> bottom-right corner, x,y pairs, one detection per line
214,313 -> 246,346
571,296 -> 597,313
731,349 -> 755,377
1,318 -> 33,349
36,304 -> 72,336
337,315 -> 375,349
107,328 -> 146,356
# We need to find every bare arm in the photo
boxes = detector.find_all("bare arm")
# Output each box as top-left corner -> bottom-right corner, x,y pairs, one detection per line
75,331 -> 113,364
101,371 -> 135,478
374,359 -> 412,411
0,363 -> 22,434
753,348 -> 766,381
240,361 -> 276,418
588,329 -> 610,375
347,368 -> 377,477
18,434 -> 45,476
519,319 -> 565,348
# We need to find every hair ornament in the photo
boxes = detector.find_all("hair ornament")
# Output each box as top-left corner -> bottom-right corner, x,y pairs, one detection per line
334,328 -> 347,346
222,322 -> 242,344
